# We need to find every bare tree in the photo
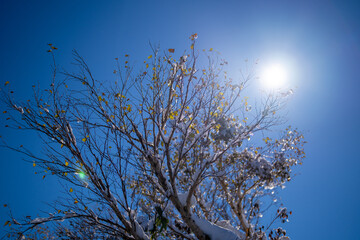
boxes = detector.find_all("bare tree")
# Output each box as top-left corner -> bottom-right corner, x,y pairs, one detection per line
1,35 -> 305,240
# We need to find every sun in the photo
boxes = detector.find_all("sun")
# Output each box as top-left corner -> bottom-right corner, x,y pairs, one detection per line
260,63 -> 288,90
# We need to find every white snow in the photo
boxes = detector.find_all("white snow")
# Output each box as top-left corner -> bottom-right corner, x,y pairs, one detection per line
178,192 -> 196,208
135,219 -> 150,240
65,211 -> 76,218
192,215 -> 242,240
279,236 -> 290,240
248,157 -> 272,180
30,217 -> 49,224
14,105 -> 24,114
192,168 -> 202,182
215,220 -> 245,239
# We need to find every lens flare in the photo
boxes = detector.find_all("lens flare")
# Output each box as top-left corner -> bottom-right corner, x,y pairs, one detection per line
76,171 -> 86,179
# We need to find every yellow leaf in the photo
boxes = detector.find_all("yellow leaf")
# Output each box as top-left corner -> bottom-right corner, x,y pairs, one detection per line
64,172 -> 68,176
146,64 -> 149,68
4,220 -> 9,226
65,161 -> 69,166
4,81 -> 9,85
190,44 -> 194,49
69,188 -> 73,192
148,55 -> 152,59
74,199 -> 78,204
209,48 -> 213,51
82,138 -> 87,142
189,33 -> 198,40
61,144 -> 64,148
33,163 -> 36,167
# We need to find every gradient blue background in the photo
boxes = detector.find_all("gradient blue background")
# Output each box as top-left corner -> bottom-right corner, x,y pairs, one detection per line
1,0 -> 360,239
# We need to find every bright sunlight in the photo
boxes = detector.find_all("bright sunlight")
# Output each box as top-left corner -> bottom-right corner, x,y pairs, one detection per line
260,63 -> 289,90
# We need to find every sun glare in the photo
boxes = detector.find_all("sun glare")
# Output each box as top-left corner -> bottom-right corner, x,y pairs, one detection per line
260,63 -> 288,90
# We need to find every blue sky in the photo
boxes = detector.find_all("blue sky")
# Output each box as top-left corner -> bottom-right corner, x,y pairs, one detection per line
1,0 -> 360,239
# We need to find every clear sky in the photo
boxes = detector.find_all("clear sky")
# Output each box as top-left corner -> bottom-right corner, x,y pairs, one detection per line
1,0 -> 360,239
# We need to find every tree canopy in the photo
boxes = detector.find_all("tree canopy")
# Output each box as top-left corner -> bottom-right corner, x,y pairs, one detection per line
2,35 -> 305,240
